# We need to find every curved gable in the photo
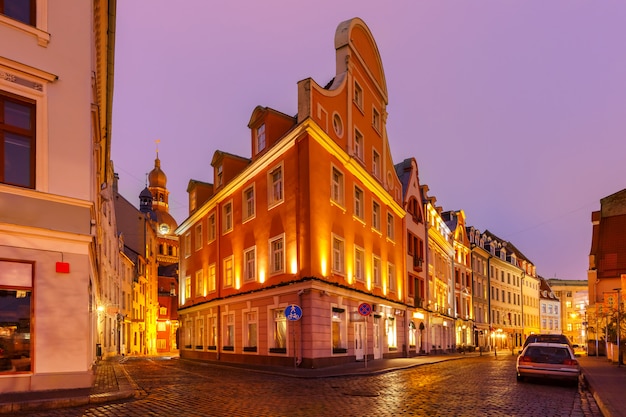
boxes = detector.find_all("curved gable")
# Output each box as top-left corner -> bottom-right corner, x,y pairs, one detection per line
334,18 -> 388,103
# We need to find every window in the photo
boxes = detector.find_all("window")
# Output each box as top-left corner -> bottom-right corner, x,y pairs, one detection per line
243,247 -> 256,282
388,263 -> 396,292
354,186 -> 364,220
216,165 -> 223,187
386,317 -> 397,348
354,247 -> 365,283
372,201 -> 381,231
373,256 -> 381,287
223,312 -> 235,349
207,213 -> 216,242
195,318 -> 204,349
222,201 -> 233,233
332,235 -> 345,274
244,311 -> 257,351
269,235 -> 284,274
331,307 -> 346,353
331,167 -> 344,206
195,269 -> 204,297
256,123 -> 266,153
268,164 -> 283,207
207,264 -> 216,292
223,256 -> 233,288
353,81 -> 363,109
372,107 -> 381,132
185,277 -> 191,300
272,309 -> 287,351
0,260 -> 32,372
208,316 -> 217,348
0,1 -> 35,26
372,149 -> 380,178
1,92 -> 36,188
195,224 -> 203,251
184,233 -> 191,258
354,128 -> 364,161
243,185 -> 255,221
332,113 -> 343,137
387,213 -> 394,240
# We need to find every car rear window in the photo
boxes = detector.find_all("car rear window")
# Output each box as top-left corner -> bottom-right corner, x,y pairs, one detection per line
525,346 -> 570,363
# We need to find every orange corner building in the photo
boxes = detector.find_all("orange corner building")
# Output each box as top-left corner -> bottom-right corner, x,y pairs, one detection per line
176,18 -> 407,368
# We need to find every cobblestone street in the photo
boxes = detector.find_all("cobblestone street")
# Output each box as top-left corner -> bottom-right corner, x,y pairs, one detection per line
11,355 -> 601,417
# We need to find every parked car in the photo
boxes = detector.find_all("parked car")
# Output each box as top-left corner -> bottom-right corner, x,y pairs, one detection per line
572,344 -> 587,356
520,334 -> 572,353
516,342 -> 580,385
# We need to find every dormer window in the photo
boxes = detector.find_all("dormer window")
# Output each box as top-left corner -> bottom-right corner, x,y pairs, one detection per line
256,123 -> 266,153
217,165 -> 223,187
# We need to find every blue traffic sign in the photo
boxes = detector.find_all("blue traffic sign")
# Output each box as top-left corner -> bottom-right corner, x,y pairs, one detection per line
358,303 -> 372,316
285,304 -> 302,321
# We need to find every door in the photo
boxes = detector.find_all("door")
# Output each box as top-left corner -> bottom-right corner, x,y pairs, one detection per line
354,321 -> 365,360
373,317 -> 382,359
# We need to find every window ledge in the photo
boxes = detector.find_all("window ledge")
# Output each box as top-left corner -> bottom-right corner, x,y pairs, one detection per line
0,15 -> 50,47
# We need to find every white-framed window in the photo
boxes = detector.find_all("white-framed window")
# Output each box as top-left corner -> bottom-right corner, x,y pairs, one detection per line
387,263 -> 396,292
243,246 -> 256,282
243,185 -> 255,221
184,233 -> 191,258
373,256 -> 381,287
208,315 -> 218,348
0,1 -> 50,47
353,80 -> 363,110
386,317 -> 397,348
185,276 -> 191,300
207,213 -> 216,242
331,306 -> 347,353
372,149 -> 381,178
387,212 -> 394,240
269,234 -> 285,274
216,164 -> 223,187
272,308 -> 287,351
195,269 -> 204,297
256,123 -> 266,154
331,166 -> 344,206
354,128 -> 364,161
354,246 -> 365,283
223,312 -> 235,349
223,256 -> 233,288
195,317 -> 204,349
244,310 -> 258,350
195,223 -> 203,251
222,201 -> 233,233
372,201 -> 381,231
332,112 -> 343,137
372,106 -> 381,133
268,164 -> 284,208
207,263 -> 216,292
332,235 -> 345,274
354,186 -> 364,220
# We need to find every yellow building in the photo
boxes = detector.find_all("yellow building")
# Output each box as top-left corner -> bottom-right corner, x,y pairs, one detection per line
177,18 -> 408,368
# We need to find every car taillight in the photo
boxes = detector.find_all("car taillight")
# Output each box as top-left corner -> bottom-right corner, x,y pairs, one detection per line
563,359 -> 578,366
520,356 -> 533,363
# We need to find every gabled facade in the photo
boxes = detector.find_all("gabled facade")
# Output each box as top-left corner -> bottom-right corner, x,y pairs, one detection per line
176,18 -> 407,368
395,158 -> 429,354
539,277 -> 561,334
467,227 -> 491,350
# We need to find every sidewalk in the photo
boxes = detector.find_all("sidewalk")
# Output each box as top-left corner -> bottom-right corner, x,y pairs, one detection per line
0,352 -> 623,415
578,355 -> 626,417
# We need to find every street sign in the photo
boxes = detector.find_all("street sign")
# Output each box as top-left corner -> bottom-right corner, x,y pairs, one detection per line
358,302 -> 372,316
285,304 -> 302,321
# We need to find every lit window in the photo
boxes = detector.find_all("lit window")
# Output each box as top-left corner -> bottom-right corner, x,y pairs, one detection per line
354,128 -> 364,161
269,235 -> 285,274
207,264 -> 216,292
272,309 -> 287,350
1,92 -> 36,188
332,235 -> 345,274
354,247 -> 365,282
386,317 -> 397,348
208,316 -> 217,348
222,201 -> 233,233
243,247 -> 256,282
332,307 -> 346,353
256,123 -> 266,153
372,201 -> 381,231
223,312 -> 235,349
0,260 -> 32,372
195,269 -> 204,297
268,165 -> 283,207
195,223 -> 203,251
354,186 -> 364,219
331,167 -> 344,206
195,318 -> 204,349
223,256 -> 233,288
243,185 -> 255,221
185,277 -> 191,300
245,311 -> 257,350
373,256 -> 381,287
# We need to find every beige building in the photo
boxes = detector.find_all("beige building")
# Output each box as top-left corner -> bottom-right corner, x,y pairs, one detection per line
548,279 -> 589,347
0,1 -> 116,392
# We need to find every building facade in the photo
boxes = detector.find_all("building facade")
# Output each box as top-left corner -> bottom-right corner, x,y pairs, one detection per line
548,279 -> 589,348
0,1 -> 116,392
177,18 -> 408,368
539,277 -> 561,334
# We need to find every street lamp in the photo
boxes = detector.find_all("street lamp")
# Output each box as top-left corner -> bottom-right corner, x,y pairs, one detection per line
614,288 -> 622,367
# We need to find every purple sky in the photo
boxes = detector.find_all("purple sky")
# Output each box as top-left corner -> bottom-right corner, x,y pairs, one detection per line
111,1 -> 626,281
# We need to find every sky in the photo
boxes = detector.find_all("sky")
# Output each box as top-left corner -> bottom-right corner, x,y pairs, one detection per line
111,1 -> 626,281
